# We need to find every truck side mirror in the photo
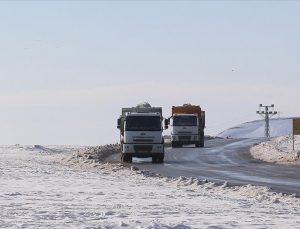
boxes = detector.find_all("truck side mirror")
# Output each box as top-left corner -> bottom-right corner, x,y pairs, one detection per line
117,118 -> 121,129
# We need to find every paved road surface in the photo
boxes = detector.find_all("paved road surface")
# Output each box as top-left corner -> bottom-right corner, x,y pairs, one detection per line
106,138 -> 300,196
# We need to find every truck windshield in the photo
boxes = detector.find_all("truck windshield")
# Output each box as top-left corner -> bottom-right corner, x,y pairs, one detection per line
125,116 -> 161,131
173,116 -> 197,126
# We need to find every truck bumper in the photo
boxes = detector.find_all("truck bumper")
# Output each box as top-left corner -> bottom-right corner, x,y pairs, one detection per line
171,135 -> 199,143
122,143 -> 164,155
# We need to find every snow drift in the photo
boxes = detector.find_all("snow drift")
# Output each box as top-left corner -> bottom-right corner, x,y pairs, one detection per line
250,135 -> 300,165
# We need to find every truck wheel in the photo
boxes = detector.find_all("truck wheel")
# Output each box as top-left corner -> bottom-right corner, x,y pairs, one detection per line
158,154 -> 164,163
172,142 -> 181,148
121,154 -> 132,163
171,141 -> 176,148
196,141 -> 204,148
128,155 -> 133,163
152,154 -> 164,163
126,154 -> 132,163
152,155 -> 158,163
121,154 -> 125,162
200,132 -> 205,147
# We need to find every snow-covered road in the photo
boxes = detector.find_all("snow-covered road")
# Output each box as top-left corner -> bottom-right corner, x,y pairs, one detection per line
107,138 -> 300,196
1,145 -> 300,228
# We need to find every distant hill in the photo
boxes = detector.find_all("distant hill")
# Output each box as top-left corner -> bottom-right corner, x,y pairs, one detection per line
218,118 -> 293,139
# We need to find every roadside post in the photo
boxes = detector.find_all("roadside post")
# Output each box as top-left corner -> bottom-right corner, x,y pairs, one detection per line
292,118 -> 300,150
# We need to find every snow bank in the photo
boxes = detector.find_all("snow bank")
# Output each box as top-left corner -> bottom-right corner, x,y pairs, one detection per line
218,118 -> 292,138
73,143 -> 120,161
51,143 -> 121,169
250,135 -> 300,165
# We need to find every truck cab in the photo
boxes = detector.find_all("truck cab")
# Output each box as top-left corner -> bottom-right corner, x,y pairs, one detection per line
117,105 -> 165,163
171,113 -> 199,146
170,105 -> 205,148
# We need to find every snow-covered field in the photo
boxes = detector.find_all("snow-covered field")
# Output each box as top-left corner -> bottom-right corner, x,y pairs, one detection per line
250,135 -> 300,165
218,118 -> 292,139
1,145 -> 300,228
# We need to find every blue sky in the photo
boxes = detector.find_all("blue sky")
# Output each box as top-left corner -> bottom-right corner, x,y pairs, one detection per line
1,1 -> 300,145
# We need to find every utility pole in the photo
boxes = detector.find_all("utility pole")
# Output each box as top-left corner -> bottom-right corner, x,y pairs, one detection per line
256,104 -> 278,138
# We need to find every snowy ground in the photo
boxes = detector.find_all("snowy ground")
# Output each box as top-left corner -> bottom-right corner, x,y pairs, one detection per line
218,118 -> 292,138
1,145 -> 300,228
250,135 -> 300,165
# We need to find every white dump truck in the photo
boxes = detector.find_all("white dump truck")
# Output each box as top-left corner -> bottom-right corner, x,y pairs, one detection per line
169,104 -> 205,148
117,103 -> 167,163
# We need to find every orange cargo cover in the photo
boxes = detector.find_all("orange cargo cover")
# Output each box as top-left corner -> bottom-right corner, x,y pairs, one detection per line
172,105 -> 202,118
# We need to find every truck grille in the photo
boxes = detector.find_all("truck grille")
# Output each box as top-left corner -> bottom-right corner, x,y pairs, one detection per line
133,139 -> 153,142
178,136 -> 191,141
178,131 -> 192,134
134,145 -> 153,152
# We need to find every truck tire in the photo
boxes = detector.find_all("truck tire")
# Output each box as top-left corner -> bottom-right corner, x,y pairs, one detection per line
121,154 -> 125,162
152,155 -> 158,163
158,154 -> 164,163
126,154 -> 132,163
200,131 -> 205,147
171,141 -> 177,148
152,154 -> 164,163
200,141 -> 204,148
195,140 -> 204,148
121,154 -> 132,163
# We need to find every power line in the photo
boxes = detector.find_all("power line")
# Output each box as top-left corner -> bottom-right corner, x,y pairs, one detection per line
256,104 -> 278,138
